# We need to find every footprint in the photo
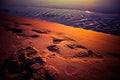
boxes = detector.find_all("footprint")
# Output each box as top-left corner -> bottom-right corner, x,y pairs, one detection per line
47,45 -> 59,53
25,46 -> 38,57
32,29 -> 50,34
29,35 -> 39,38
4,27 -> 22,33
86,50 -> 103,58
32,57 -> 45,64
76,45 -> 88,49
73,50 -> 103,58
88,50 -> 94,56
66,44 -> 74,49
67,44 -> 87,49
17,46 -> 40,59
73,50 -> 93,58
52,36 -> 75,44
16,33 -> 39,38
53,38 -> 63,44
3,54 -> 48,80
64,36 -> 75,41
3,46 -> 45,72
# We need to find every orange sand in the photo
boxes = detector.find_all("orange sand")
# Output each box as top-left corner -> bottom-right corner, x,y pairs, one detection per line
0,14 -> 120,80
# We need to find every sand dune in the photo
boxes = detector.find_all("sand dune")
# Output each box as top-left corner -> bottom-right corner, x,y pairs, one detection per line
0,14 -> 120,80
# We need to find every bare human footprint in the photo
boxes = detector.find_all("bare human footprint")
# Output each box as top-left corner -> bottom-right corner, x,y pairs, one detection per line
52,36 -> 75,44
32,29 -> 50,34
30,35 -> 39,38
53,38 -> 63,44
67,44 -> 87,49
73,49 -> 92,58
47,45 -> 59,53
73,49 -> 103,58
25,46 -> 38,57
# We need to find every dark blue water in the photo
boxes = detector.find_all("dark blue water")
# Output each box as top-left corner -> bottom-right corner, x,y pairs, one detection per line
0,6 -> 120,36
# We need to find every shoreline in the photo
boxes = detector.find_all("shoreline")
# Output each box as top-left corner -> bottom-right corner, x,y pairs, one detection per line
0,6 -> 120,36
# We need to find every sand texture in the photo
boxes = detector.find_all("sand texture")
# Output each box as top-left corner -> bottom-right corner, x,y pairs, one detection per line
0,14 -> 120,80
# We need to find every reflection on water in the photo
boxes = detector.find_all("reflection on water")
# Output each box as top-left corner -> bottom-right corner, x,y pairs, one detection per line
0,6 -> 120,36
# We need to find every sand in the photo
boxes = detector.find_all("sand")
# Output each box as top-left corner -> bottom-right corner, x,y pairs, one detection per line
0,14 -> 120,80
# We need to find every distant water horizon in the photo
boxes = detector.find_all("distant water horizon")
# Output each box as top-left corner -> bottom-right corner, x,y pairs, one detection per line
1,4 -> 120,15
0,5 -> 120,36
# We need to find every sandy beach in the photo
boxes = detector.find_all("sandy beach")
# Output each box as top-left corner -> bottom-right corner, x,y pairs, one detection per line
0,14 -> 120,80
